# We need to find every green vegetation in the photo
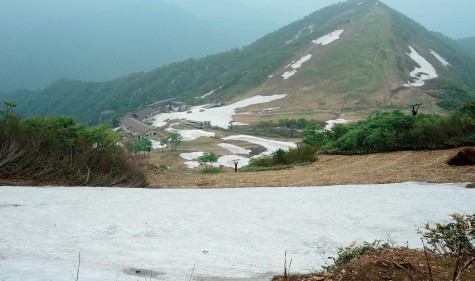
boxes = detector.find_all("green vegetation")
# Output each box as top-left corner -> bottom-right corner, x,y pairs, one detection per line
5,0 -> 474,124
125,139 -> 153,155
426,78 -> 475,110
224,118 -> 316,139
420,213 -> 475,256
198,152 -> 218,170
242,146 -> 318,171
169,132 -> 183,151
303,100 -> 475,154
318,213 -> 475,278
0,102 -> 147,186
201,167 -> 221,174
456,36 -> 475,59
321,240 -> 390,272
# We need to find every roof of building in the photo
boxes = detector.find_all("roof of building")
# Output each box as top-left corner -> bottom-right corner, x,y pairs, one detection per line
169,100 -> 186,106
147,98 -> 176,108
121,117 -> 156,134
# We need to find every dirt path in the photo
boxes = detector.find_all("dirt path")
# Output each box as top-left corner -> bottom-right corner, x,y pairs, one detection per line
147,147 -> 475,188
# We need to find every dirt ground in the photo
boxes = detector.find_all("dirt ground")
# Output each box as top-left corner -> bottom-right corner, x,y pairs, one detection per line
147,147 -> 475,188
272,247 -> 475,281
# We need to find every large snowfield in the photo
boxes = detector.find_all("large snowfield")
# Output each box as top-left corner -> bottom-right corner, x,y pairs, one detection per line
151,95 -> 287,129
1,183 -> 474,281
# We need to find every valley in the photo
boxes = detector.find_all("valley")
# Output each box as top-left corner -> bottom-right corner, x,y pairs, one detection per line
1,1 -> 475,280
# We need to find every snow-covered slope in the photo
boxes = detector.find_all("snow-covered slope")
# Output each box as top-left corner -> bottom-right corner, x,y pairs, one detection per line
0,183 -> 473,280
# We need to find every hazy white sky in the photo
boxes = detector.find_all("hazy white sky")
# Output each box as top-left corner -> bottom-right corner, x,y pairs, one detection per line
164,0 -> 475,39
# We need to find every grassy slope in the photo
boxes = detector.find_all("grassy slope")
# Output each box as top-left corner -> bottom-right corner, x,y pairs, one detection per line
147,147 -> 475,188
2,0 -> 475,124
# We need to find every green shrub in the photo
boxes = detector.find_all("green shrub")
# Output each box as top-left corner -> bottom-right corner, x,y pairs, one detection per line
322,240 -> 389,272
151,163 -> 169,172
247,146 -> 318,168
304,100 -> 475,154
201,167 -> 221,174
419,213 -> 475,255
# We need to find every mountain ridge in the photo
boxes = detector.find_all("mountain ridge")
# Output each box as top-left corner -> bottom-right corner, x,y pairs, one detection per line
2,0 -> 475,124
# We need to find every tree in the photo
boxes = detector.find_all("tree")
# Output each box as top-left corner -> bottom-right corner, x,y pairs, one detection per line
169,132 -> 183,151
159,137 -> 168,152
198,152 -> 218,170
302,121 -> 332,147
126,139 -> 152,156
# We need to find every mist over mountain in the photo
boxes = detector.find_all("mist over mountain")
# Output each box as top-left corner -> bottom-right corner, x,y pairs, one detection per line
0,0 -> 278,91
2,0 -> 474,92
3,0 -> 474,125
457,37 -> 475,59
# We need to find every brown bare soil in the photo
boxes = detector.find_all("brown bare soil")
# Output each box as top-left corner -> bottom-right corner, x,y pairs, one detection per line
147,147 -> 475,188
273,248 -> 475,281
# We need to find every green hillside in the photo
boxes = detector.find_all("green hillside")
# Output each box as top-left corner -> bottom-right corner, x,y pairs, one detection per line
2,0 -> 475,124
457,36 -> 475,59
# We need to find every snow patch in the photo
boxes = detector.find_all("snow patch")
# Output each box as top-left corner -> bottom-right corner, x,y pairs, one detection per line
217,155 -> 250,168
152,94 -> 287,129
223,135 -> 296,156
218,143 -> 251,155
165,128 -> 215,141
282,70 -> 297,79
180,152 -> 204,161
197,89 -> 216,99
150,140 -> 167,150
282,54 -> 312,80
325,119 -> 351,130
430,49 -> 450,67
184,161 -> 201,169
404,46 -> 438,87
312,29 -> 344,46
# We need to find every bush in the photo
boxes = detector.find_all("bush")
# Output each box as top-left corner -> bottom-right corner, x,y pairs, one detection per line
419,213 -> 475,255
201,167 -> 221,174
0,103 -> 147,186
247,146 -> 318,168
322,240 -> 389,272
304,100 -> 475,154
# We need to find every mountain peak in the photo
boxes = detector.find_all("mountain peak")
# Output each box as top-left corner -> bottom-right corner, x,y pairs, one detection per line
2,0 -> 474,124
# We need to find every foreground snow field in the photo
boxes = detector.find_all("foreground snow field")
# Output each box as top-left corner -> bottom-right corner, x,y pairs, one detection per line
0,183 -> 474,281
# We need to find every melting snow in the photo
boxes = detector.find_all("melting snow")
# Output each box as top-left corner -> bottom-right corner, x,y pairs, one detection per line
165,128 -> 215,141
217,155 -> 250,168
150,140 -> 167,150
184,161 -> 201,169
152,94 -> 287,129
179,135 -> 296,169
325,119 -> 351,130
282,70 -> 297,79
180,152 -> 204,161
404,46 -> 438,87
1,184 -> 474,281
430,49 -> 450,67
282,54 -> 312,80
218,143 -> 251,155
197,89 -> 216,99
312,29 -> 344,46
223,135 -> 296,156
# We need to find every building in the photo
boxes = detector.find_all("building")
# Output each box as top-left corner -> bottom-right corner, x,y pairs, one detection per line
168,100 -> 186,112
120,98 -> 186,138
120,117 -> 157,139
